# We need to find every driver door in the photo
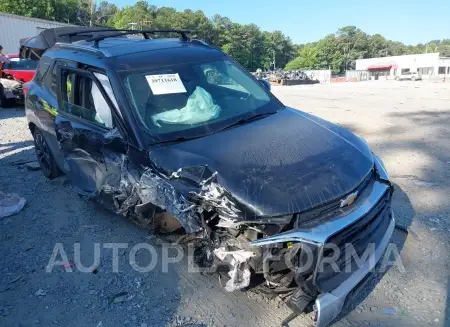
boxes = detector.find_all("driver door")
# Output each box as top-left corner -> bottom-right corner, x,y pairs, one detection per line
55,66 -> 127,195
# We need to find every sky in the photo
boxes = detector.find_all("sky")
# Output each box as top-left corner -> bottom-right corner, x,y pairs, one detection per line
111,0 -> 449,45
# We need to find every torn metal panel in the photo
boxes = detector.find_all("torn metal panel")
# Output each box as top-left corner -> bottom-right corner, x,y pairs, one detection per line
55,115 -> 127,195
55,121 -> 232,234
137,169 -> 202,233
190,171 -> 241,220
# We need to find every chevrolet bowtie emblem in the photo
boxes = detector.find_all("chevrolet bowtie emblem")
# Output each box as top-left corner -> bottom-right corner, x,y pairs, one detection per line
340,191 -> 358,207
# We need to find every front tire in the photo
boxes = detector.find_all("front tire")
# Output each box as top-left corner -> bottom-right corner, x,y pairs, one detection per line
0,84 -> 14,108
32,128 -> 60,179
411,76 -> 416,81
0,84 -> 5,107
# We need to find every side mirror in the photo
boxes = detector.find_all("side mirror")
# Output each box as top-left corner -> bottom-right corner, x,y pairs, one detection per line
259,79 -> 271,91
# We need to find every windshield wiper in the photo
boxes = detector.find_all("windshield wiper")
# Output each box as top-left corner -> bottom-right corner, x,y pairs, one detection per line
214,112 -> 277,133
150,135 -> 205,146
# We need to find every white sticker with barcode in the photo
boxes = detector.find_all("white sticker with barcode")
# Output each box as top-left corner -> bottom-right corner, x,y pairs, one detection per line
145,73 -> 187,95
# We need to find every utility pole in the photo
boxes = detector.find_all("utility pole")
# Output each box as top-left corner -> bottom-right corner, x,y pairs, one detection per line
89,0 -> 95,27
250,43 -> 256,72
273,49 -> 276,70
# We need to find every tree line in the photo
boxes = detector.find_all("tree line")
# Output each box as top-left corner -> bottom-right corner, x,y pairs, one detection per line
1,0 -> 449,74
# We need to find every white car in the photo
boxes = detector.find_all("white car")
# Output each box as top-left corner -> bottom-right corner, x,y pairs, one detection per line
395,71 -> 422,81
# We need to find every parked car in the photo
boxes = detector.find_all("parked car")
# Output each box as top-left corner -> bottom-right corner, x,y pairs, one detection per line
0,77 -> 24,107
22,27 -> 394,327
0,54 -> 37,107
0,54 -> 37,82
395,71 -> 421,81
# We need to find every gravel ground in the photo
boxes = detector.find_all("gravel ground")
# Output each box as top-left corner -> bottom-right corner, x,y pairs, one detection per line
0,80 -> 449,327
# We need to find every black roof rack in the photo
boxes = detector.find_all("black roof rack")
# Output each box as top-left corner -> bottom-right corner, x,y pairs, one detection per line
90,29 -> 191,47
59,29 -> 192,47
58,28 -> 126,42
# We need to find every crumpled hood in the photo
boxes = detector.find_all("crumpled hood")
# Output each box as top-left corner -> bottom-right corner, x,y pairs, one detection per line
148,107 -> 374,220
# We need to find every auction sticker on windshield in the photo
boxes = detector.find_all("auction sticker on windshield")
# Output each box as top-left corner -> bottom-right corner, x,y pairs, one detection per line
146,73 -> 187,95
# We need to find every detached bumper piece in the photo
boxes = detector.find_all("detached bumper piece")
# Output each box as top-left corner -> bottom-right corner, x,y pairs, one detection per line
251,170 -> 395,327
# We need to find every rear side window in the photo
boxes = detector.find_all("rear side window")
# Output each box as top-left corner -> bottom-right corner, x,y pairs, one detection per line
43,59 -> 76,94
50,64 -> 58,94
60,69 -> 113,128
34,56 -> 52,83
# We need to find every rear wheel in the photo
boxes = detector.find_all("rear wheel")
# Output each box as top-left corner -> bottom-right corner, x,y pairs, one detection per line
411,76 -> 416,81
32,128 -> 60,179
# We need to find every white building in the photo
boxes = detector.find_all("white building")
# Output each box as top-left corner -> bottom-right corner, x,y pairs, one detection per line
0,13 -> 70,54
355,53 -> 450,80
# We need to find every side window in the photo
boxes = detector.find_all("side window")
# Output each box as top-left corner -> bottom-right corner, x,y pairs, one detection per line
47,60 -> 76,94
35,56 -> 52,83
50,64 -> 58,94
61,69 -> 113,128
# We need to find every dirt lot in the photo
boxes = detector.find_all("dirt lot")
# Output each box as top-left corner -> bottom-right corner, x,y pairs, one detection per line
0,80 -> 449,327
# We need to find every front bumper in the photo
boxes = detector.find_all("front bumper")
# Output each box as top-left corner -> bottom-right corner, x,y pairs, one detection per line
250,157 -> 394,327
315,212 -> 395,327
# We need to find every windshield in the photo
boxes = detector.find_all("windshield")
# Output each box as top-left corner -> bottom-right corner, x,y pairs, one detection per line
122,58 -> 281,142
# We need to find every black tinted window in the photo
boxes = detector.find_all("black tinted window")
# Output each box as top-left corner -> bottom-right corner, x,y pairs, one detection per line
51,64 -> 58,94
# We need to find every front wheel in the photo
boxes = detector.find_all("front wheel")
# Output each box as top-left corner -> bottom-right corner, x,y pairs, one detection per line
411,76 -> 416,81
0,84 -> 15,108
0,84 -> 6,108
32,128 -> 60,179
395,76 -> 400,81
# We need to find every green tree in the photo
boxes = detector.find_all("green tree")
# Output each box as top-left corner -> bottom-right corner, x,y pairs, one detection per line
1,1 -> 447,73
0,0 -> 54,19
285,45 -> 318,70
316,35 -> 344,73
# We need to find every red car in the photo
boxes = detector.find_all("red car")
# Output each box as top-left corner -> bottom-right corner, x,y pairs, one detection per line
0,54 -> 37,107
0,53 -> 37,82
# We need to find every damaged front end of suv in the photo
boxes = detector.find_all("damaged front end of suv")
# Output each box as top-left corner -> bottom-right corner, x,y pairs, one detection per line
98,137 -> 394,327
66,106 -> 395,327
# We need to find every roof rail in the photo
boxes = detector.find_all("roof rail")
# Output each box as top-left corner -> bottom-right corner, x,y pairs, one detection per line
82,29 -> 192,48
58,28 -> 124,43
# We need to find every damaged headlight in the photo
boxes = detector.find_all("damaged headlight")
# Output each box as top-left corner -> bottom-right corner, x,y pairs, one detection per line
217,214 -> 293,232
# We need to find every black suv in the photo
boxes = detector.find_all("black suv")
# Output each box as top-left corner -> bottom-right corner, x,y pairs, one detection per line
23,27 -> 394,327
